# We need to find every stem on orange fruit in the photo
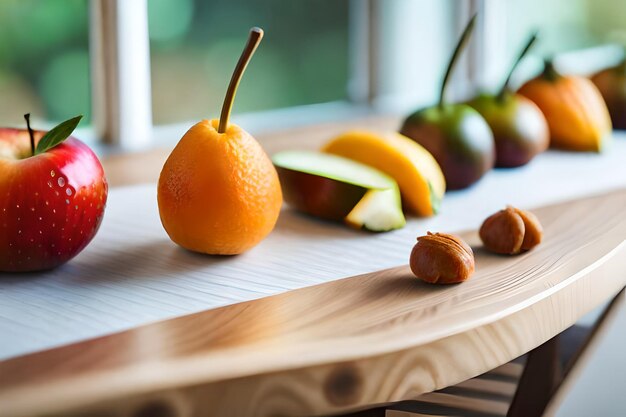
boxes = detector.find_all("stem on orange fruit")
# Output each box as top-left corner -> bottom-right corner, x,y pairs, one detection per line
542,59 -> 561,82
218,27 -> 264,134
498,31 -> 538,102
24,113 -> 35,156
439,14 -> 477,109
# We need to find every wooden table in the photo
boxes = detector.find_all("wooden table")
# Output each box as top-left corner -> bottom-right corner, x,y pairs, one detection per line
1,118 -> 625,417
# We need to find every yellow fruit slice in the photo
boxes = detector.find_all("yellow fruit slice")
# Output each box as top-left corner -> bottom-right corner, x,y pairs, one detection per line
323,131 -> 446,216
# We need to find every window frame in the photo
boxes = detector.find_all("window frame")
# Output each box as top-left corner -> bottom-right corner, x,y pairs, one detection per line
90,0 -> 152,150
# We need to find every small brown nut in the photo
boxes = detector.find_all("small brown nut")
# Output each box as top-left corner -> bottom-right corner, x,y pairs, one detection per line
479,206 -> 543,255
409,232 -> 475,284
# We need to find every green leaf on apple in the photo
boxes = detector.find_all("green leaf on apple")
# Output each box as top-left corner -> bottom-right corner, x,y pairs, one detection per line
35,115 -> 83,155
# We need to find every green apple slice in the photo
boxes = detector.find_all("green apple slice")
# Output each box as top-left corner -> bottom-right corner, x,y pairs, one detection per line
272,150 -> 406,231
345,187 -> 406,232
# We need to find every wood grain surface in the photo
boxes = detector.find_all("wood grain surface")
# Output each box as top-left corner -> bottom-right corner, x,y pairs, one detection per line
1,189 -> 625,417
4,140 -> 626,361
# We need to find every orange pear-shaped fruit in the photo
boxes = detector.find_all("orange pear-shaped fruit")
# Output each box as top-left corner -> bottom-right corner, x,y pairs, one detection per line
158,119 -> 281,254
158,28 -> 282,255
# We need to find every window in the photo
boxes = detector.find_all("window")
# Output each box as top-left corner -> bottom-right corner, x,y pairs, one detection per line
0,0 -> 90,126
4,0 -> 622,150
488,0 -> 625,90
507,0 -> 625,55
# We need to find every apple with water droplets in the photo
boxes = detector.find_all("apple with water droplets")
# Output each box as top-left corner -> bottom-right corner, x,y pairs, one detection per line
0,115 -> 107,272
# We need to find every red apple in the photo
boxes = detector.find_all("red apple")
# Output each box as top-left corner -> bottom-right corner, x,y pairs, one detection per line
0,118 -> 107,272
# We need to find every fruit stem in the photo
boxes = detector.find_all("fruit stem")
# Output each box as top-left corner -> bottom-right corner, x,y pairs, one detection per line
24,113 -> 35,156
218,27 -> 264,134
542,59 -> 560,82
498,32 -> 538,102
439,14 -> 477,109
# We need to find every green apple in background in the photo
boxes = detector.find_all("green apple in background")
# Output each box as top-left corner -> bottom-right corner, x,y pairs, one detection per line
467,33 -> 549,167
400,14 -> 495,190
272,150 -> 405,232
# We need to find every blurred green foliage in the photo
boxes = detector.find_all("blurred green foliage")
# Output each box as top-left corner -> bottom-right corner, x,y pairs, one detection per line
0,0 -> 89,126
0,0 -> 349,127
148,0 -> 350,124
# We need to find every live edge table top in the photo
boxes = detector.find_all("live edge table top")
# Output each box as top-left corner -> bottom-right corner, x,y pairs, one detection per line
1,123 -> 625,417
